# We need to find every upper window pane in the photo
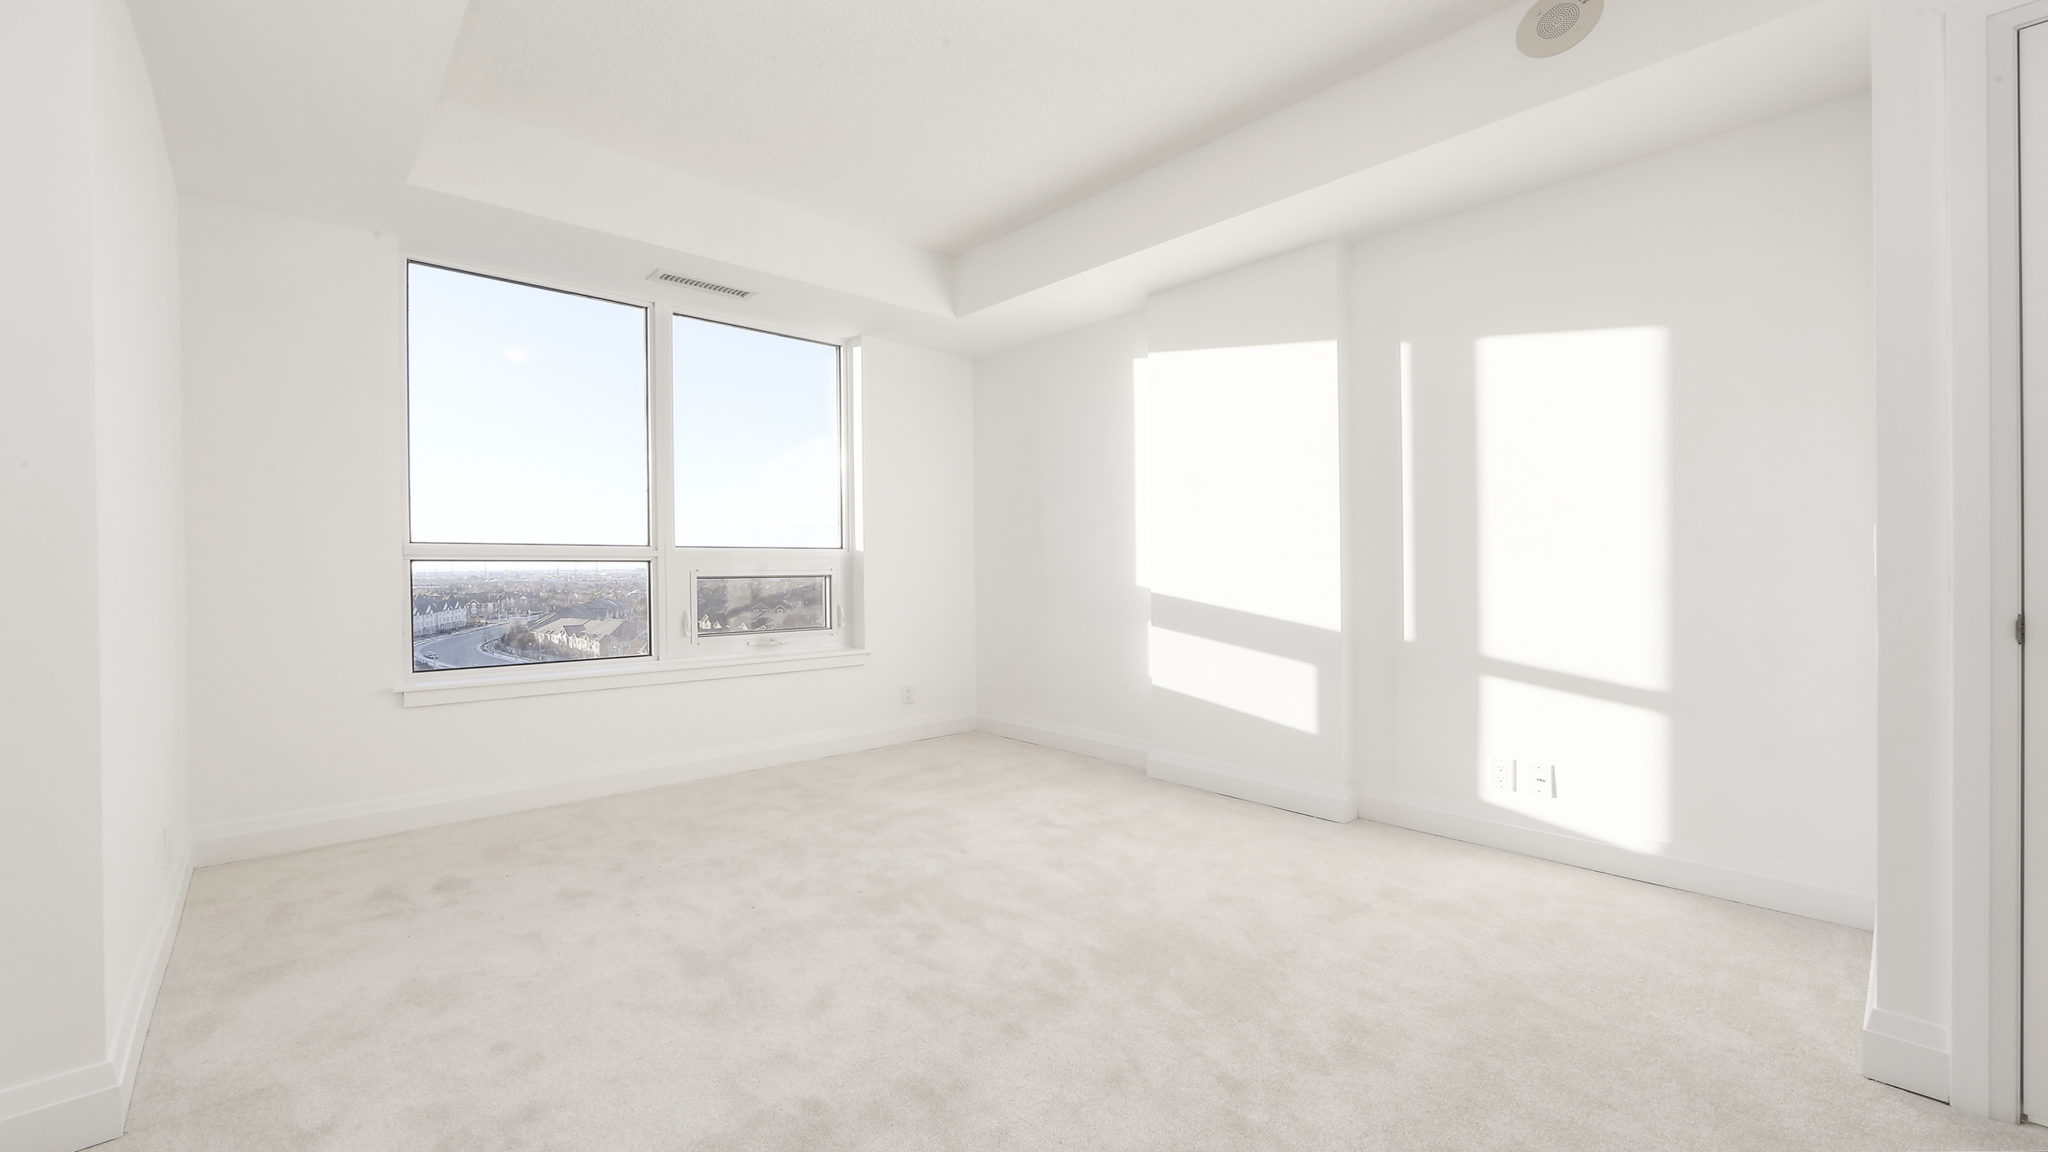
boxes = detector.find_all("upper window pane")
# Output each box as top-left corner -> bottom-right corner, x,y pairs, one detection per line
408,264 -> 649,545
673,315 -> 841,548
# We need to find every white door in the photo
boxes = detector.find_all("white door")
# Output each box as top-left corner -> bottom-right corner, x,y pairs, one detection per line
2022,16 -> 2048,1123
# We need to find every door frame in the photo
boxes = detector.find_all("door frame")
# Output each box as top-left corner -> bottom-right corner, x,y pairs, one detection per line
1955,0 -> 2048,1122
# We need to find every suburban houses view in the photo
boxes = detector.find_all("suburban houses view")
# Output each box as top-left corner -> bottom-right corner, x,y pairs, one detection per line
411,562 -> 651,672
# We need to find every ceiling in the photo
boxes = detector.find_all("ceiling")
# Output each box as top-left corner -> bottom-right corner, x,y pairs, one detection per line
128,0 -> 1867,355
437,0 -> 1512,253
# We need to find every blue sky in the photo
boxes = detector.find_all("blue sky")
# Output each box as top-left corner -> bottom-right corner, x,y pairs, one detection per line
672,314 -> 840,548
408,265 -> 840,549
409,264 -> 649,545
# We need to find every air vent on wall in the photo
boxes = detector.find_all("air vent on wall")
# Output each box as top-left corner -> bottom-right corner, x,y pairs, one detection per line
647,270 -> 754,300
1516,0 -> 1602,58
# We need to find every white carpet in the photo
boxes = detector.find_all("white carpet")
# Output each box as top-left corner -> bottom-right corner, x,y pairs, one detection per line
103,733 -> 2047,1150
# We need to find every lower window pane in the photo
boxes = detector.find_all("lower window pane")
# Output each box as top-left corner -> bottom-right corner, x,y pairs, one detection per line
412,561 -> 651,672
694,575 -> 831,636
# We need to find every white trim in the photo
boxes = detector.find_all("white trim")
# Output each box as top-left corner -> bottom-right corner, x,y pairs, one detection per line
0,857 -> 191,1151
1944,0 -> 2048,1121
682,565 -> 848,655
194,713 -> 977,866
0,1063 -> 120,1152
1865,1003 -> 1956,1104
1146,749 -> 1359,824
975,713 -> 1150,767
400,253 -> 867,698
1355,787 -> 1875,929
398,646 -> 869,707
973,719 -> 1872,928
113,858 -> 191,1111
401,543 -> 659,561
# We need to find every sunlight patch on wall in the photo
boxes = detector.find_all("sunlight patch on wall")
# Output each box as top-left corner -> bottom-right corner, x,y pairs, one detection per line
1134,354 -> 1153,591
1479,675 -> 1671,850
1400,341 -> 1416,643
1133,341 -> 1342,631
1476,327 -> 1670,692
1149,625 -> 1320,734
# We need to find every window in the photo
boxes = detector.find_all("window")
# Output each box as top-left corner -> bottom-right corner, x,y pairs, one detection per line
673,315 -> 841,548
694,575 -> 833,636
405,262 -> 855,688
408,264 -> 648,546
410,562 -> 651,672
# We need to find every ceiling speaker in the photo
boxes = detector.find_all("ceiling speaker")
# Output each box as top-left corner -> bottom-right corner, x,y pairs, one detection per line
1517,0 -> 1603,58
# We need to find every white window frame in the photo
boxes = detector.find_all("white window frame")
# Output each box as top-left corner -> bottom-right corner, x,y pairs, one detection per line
397,256 -> 865,707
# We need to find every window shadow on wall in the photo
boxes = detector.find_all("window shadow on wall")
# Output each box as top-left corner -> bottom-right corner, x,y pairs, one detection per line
1465,327 -> 1675,849
1135,340 -> 1347,784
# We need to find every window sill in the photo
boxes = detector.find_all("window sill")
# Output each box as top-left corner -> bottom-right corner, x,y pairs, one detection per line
397,647 -> 870,708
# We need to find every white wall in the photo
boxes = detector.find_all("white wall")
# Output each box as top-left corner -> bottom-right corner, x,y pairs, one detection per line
179,198 -> 977,855
973,96 -> 1876,925
90,0 -> 190,1093
1353,95 -> 1877,923
1861,0 -> 1957,1106
1860,0 -> 2010,1114
0,1 -> 190,1147
0,0 -> 110,1121
1142,244 -> 1355,820
974,313 -> 1152,756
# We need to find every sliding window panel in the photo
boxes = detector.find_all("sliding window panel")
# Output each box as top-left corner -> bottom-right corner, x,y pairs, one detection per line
410,560 -> 651,672
408,263 -> 650,546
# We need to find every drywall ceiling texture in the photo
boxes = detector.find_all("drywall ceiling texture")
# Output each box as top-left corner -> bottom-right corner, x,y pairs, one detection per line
127,0 -> 1869,358
951,0 -> 1867,322
437,0 -> 1510,252
123,0 -> 470,222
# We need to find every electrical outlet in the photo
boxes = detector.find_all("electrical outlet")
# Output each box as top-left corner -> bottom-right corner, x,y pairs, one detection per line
900,685 -> 915,705
1525,763 -> 1556,799
1490,759 -> 1516,793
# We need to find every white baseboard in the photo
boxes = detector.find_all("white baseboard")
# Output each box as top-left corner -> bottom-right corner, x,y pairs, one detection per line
981,719 -> 1871,929
1147,749 -> 1359,823
0,857 -> 191,1152
975,713 -> 1149,767
974,715 -> 1360,824
1862,1005 -> 1951,1102
0,1063 -> 120,1152
194,713 -> 978,866
1355,787 -> 1875,929
114,857 -> 191,1112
